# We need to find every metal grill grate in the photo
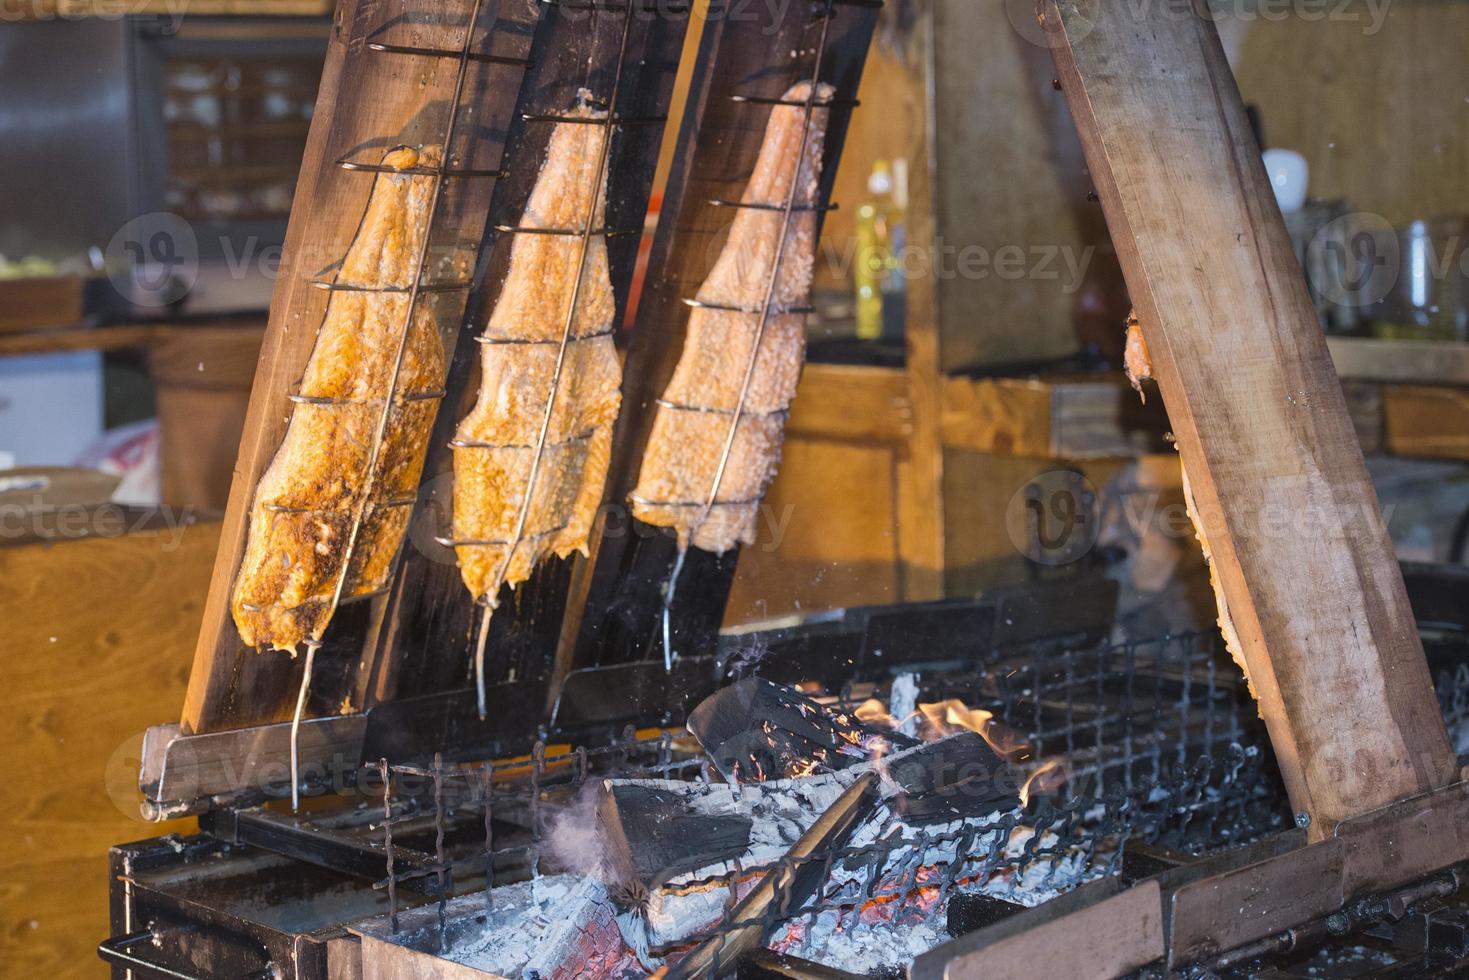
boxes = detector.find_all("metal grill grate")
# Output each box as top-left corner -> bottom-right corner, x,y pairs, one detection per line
366,630 -> 1293,958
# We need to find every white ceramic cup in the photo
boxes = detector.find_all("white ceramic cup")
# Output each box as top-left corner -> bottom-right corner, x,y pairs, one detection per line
1262,148 -> 1309,213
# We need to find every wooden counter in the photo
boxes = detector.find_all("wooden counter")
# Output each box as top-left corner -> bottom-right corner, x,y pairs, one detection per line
0,517 -> 220,977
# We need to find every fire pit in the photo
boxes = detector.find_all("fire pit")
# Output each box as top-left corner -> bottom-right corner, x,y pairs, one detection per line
346,627 -> 1296,977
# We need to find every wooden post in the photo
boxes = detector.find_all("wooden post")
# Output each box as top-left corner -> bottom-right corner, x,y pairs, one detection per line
1043,0 -> 1455,835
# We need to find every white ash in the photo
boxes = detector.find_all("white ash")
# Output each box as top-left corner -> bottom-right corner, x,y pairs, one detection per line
413,874 -> 631,978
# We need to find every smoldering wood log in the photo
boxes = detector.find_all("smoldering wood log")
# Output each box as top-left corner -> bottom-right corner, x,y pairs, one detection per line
686,677 -> 917,783
1043,0 -> 1456,836
597,782 -> 754,899
882,731 -> 1019,824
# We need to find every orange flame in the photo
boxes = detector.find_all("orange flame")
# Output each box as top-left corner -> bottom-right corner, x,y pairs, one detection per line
1019,758 -> 1066,807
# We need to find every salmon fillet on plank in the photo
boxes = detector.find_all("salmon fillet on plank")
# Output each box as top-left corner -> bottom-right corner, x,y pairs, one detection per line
632,81 -> 833,552
451,96 -> 622,604
231,145 -> 447,652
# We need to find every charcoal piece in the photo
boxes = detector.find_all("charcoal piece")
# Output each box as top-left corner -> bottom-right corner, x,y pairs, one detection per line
947,893 -> 1026,937
880,731 -> 1019,821
597,782 -> 753,898
687,677 -> 916,783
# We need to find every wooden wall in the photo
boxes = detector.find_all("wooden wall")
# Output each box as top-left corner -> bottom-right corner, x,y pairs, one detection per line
0,521 -> 217,977
1228,0 -> 1469,226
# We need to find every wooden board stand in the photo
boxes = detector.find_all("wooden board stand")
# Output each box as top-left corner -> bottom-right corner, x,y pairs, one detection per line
1043,0 -> 1455,835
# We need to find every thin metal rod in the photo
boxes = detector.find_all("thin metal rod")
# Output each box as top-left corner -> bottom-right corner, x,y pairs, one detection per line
730,93 -> 859,108
480,764 -> 495,913
661,547 -> 686,672
379,757 -> 400,932
492,223 -> 640,237
660,15 -> 836,669
289,641 -> 319,812
682,296 -> 814,315
308,278 -> 470,293
474,327 -> 615,345
315,0 -> 498,650
470,5 -> 638,715
432,752 -> 449,938
336,159 -> 506,178
473,599 -> 494,719
655,398 -> 788,418
435,521 -> 571,549
521,111 -> 665,126
366,41 -> 533,67
708,198 -> 837,212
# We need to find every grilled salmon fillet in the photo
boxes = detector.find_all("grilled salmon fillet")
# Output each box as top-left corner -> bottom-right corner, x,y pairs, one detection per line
231,145 -> 446,652
632,81 -> 833,552
451,96 -> 622,603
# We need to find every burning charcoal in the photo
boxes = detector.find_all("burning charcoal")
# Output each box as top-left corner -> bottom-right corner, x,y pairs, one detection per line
687,677 -> 917,783
946,893 -> 1025,937
357,875 -> 643,979
597,781 -> 755,901
521,877 -> 641,980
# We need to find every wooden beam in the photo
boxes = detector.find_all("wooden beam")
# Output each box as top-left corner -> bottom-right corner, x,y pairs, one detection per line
181,0 -> 536,732
1328,337 -> 1469,386
1044,0 -> 1455,835
896,2 -> 946,600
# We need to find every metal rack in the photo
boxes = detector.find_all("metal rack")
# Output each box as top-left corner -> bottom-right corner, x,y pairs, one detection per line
652,0 -> 859,671
561,0 -> 883,677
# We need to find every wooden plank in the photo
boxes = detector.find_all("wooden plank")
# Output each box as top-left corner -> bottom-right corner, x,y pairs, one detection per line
895,1 -> 945,601
1328,338 -> 1469,386
911,878 -> 1163,980
149,324 -> 266,510
1167,839 -> 1345,969
181,0 -> 544,733
1334,779 -> 1469,896
1044,0 -> 1456,836
0,323 -> 155,357
0,522 -> 213,977
940,374 -> 1169,460
941,377 -> 1053,457
1382,384 -> 1469,461
785,363 -> 910,445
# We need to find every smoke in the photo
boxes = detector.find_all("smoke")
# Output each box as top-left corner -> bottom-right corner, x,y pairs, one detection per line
723,632 -> 771,679
543,780 -> 610,883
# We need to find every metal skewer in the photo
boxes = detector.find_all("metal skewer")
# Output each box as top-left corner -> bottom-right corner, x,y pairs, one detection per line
289,641 -> 319,812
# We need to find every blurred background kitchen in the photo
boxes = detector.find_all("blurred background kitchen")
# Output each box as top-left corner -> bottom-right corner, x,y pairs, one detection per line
2,0 -> 1468,974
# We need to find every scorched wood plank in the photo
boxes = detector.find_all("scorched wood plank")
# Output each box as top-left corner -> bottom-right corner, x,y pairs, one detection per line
1042,0 -> 1455,835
